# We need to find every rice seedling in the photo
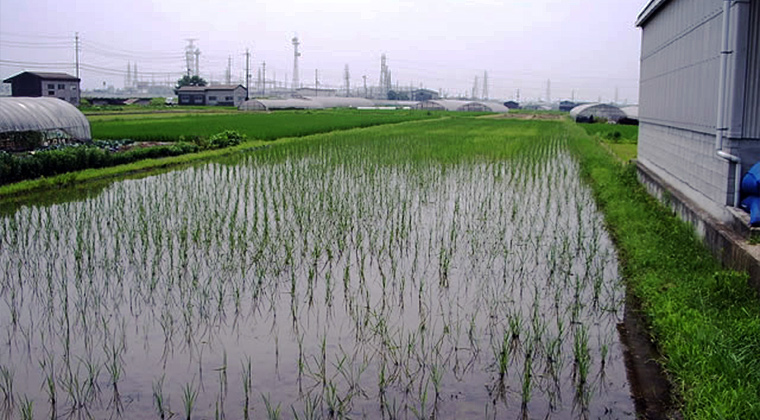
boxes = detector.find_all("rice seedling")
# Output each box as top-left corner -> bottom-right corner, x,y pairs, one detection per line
17,395 -> 33,420
262,393 -> 281,420
153,375 -> 169,420
182,381 -> 198,420
0,117 -> 633,419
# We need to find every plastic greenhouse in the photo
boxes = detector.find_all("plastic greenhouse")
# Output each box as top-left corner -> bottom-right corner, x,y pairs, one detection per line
0,97 -> 91,151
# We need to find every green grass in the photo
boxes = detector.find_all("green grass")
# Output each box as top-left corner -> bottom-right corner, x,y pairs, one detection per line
607,143 -> 638,162
89,109 -> 446,142
580,122 -> 638,143
566,121 -> 760,419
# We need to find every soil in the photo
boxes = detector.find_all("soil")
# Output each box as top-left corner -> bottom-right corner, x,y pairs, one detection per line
618,291 -> 683,420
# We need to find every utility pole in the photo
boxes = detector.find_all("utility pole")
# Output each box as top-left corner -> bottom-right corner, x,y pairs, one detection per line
75,32 -> 80,80
245,48 -> 250,100
471,76 -> 478,100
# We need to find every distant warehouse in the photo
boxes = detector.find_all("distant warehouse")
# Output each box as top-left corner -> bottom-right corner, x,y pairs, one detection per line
177,84 -> 247,107
636,0 -> 760,222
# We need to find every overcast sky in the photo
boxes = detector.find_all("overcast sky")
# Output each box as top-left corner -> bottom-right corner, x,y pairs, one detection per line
1,0 -> 647,103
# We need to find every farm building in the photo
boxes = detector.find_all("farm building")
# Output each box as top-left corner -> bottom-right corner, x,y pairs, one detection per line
570,103 -> 626,123
559,101 -> 578,112
0,97 -> 91,151
2,71 -> 81,106
411,89 -> 439,101
636,0 -> 760,222
177,85 -> 247,107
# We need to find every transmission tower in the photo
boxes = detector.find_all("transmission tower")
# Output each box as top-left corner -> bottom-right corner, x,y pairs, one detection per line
292,37 -> 301,90
546,79 -> 551,103
482,71 -> 489,100
471,76 -> 479,100
185,39 -> 197,77
380,54 -> 390,97
344,64 -> 351,96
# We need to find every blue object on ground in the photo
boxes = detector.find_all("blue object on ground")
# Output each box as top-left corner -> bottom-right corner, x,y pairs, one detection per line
741,196 -> 760,227
741,162 -> 760,196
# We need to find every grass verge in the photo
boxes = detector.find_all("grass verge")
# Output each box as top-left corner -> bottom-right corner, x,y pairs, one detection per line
566,121 -> 760,419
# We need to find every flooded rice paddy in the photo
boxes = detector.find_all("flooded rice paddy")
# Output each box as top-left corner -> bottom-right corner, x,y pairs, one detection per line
0,121 -> 635,419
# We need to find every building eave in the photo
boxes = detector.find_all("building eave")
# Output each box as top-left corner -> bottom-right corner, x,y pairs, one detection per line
636,0 -> 670,27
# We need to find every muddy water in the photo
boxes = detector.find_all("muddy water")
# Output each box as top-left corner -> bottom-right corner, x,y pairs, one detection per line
0,138 -> 635,419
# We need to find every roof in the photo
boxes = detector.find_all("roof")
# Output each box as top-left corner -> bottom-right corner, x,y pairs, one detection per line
413,99 -> 508,112
255,98 -> 324,110
204,84 -> 245,91
636,0 -> 670,27
3,71 -> 80,83
177,85 -> 246,93
0,97 -> 91,140
176,86 -> 207,92
305,96 -> 375,108
569,103 -> 627,121
621,106 -> 639,119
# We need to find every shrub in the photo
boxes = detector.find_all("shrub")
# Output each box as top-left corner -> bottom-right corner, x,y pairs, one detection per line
208,130 -> 245,149
0,142 -> 199,186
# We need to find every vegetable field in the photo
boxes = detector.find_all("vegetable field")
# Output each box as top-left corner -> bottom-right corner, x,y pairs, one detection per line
0,118 -> 634,419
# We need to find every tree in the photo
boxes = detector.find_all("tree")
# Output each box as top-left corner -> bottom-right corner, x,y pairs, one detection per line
175,75 -> 207,91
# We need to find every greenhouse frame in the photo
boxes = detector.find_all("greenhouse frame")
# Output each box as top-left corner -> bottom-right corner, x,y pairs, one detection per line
0,97 -> 91,151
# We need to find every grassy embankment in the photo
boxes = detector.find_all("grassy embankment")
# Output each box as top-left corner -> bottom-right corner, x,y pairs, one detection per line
579,122 -> 638,162
567,121 -> 760,419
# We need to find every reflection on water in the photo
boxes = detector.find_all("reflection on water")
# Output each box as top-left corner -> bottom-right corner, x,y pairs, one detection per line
0,133 -> 634,419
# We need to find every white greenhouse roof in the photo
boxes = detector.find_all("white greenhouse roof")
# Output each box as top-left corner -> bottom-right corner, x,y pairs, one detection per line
569,103 -> 627,122
305,96 -> 375,108
0,97 -> 91,140
621,106 -> 639,119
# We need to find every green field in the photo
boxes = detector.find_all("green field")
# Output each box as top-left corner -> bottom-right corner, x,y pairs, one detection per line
89,109 -> 446,142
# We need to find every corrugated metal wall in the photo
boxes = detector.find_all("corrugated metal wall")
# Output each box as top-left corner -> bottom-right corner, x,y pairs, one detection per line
743,0 -> 760,139
639,0 -> 723,135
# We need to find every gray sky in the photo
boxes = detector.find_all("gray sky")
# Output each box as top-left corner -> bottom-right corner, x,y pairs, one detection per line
1,0 -> 646,102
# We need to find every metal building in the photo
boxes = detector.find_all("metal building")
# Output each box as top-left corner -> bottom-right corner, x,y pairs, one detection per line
0,97 -> 91,151
636,0 -> 760,221
177,85 -> 247,107
2,71 -> 81,106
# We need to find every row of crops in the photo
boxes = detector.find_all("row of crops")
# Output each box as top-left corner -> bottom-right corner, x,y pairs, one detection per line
0,118 -> 634,419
